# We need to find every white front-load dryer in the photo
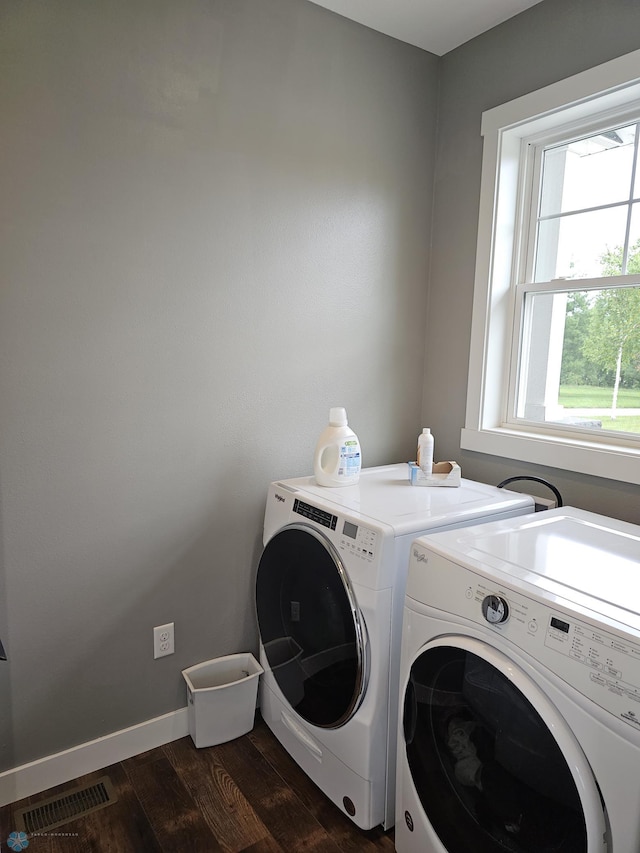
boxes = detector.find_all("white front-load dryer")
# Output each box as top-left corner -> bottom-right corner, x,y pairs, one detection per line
396,507 -> 640,852
255,463 -> 534,830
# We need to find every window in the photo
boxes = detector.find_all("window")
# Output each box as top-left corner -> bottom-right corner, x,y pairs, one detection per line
462,48 -> 640,485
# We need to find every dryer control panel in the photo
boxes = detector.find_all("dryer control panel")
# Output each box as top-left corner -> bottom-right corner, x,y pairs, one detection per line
292,499 -> 377,562
338,519 -> 377,563
293,499 -> 338,530
406,546 -> 640,735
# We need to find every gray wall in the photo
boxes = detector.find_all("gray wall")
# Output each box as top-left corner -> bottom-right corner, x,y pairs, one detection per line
424,0 -> 640,522
0,0 -> 438,768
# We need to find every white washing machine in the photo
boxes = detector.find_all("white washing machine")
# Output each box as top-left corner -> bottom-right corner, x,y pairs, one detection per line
396,507 -> 640,852
254,463 -> 534,830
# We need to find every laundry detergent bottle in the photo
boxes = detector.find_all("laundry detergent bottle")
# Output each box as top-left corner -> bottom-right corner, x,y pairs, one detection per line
314,407 -> 362,487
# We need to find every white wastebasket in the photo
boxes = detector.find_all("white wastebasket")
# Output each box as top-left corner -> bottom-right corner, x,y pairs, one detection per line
182,652 -> 263,748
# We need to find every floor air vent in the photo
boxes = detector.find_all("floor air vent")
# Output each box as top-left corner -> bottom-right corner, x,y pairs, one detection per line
15,776 -> 117,834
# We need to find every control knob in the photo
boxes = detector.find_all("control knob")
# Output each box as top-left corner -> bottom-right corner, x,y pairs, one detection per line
482,594 -> 509,624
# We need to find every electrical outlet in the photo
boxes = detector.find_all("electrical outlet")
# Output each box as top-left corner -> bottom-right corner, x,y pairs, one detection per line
153,622 -> 175,659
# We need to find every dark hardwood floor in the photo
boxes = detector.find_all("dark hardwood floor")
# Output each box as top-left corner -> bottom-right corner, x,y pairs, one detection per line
0,714 -> 396,852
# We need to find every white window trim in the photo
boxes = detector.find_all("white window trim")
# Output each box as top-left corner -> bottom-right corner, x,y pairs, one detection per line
461,47 -> 640,486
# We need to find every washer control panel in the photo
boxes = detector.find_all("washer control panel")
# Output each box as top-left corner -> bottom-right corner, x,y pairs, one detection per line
544,614 -> 640,726
407,546 -> 640,733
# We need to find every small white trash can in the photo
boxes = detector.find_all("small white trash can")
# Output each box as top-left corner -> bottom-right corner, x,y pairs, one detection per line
182,652 -> 263,748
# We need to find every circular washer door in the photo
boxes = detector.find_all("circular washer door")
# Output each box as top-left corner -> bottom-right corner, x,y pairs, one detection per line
402,636 -> 606,853
256,523 -> 367,728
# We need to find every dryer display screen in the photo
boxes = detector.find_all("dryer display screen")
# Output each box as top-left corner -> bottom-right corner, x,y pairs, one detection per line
293,499 -> 337,530
343,521 -> 358,540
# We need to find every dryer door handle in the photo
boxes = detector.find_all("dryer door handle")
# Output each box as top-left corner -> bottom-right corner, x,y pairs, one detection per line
402,679 -> 417,746
281,710 -> 323,762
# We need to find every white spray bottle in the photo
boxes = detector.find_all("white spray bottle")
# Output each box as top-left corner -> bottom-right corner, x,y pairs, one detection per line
417,427 -> 434,474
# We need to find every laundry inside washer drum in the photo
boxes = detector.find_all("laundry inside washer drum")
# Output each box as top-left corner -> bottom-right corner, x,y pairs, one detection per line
404,647 -> 587,852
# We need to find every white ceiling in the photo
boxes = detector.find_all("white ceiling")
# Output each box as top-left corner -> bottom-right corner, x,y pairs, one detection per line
306,0 -> 545,56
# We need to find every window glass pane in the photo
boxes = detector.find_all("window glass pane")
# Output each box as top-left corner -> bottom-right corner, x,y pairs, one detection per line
535,207 -> 628,280
516,286 -> 640,437
540,124 -> 636,218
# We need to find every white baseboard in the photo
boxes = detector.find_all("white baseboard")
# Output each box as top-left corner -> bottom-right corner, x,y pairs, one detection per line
0,707 -> 189,808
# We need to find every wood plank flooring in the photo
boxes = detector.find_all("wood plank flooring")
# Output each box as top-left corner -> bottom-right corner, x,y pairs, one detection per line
0,714 -> 396,852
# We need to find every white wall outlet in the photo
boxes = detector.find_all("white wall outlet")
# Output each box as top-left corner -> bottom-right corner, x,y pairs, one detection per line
153,622 -> 175,659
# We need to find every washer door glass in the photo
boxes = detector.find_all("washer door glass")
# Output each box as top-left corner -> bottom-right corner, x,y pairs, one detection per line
256,524 -> 367,728
402,638 -> 603,853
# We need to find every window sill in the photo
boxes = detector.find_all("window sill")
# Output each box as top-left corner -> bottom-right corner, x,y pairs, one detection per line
460,426 -> 640,486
